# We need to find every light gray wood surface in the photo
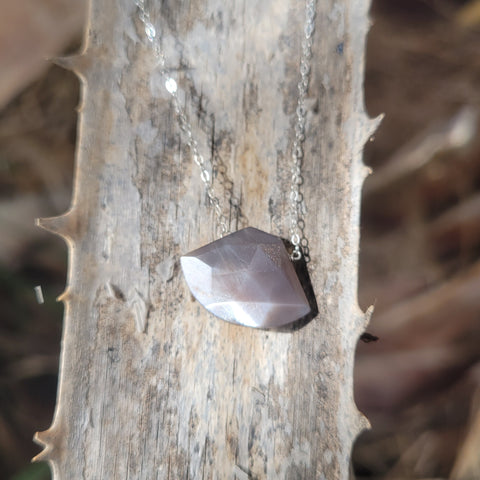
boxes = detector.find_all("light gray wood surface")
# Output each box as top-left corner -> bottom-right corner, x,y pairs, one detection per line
34,0 -> 378,477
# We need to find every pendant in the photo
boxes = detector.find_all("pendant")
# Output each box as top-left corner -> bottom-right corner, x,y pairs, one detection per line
180,227 -> 310,328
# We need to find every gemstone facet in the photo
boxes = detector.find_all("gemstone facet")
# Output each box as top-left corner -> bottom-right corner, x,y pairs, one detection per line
180,227 -> 310,328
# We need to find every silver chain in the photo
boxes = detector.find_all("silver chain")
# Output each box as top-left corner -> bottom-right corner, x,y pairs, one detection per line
289,0 -> 315,261
135,0 -> 316,257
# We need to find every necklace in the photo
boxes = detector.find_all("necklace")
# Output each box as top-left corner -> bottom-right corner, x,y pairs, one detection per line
135,0 -> 316,329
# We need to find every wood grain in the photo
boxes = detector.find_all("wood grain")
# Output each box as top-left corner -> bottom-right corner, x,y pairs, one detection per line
34,0 -> 376,477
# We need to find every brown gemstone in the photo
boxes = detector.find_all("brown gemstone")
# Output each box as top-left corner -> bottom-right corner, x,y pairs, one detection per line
180,227 -> 310,328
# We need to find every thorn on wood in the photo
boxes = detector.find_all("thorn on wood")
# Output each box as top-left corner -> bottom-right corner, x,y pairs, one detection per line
57,288 -> 71,303
356,412 -> 371,432
32,430 -> 54,462
360,164 -> 373,181
36,213 -> 74,240
31,447 -> 50,463
50,54 -> 89,76
33,429 -> 50,446
371,112 -> 384,132
362,113 -> 384,146
50,55 -> 75,70
361,304 -> 375,329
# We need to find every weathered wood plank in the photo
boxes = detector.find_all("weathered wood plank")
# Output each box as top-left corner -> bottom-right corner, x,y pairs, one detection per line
34,0 -> 376,477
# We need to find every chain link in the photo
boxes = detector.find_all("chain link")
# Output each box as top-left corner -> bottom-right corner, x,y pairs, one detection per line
135,0 -> 316,251
135,0 -> 229,237
289,0 -> 316,262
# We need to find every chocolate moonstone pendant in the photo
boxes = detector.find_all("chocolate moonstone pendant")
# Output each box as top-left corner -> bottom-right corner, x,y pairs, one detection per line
180,227 -> 310,328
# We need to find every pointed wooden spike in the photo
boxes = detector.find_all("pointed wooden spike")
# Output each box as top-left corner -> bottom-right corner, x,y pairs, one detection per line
33,430 -> 54,463
36,212 -> 75,239
50,54 -> 90,76
32,448 -> 51,463
369,113 -> 384,136
362,305 -> 375,329
57,287 -> 72,303
361,164 -> 373,180
50,55 -> 76,71
360,113 -> 384,146
356,412 -> 371,432
33,429 -> 50,447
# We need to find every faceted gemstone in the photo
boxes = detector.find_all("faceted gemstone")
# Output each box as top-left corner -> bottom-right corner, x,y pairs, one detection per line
180,227 -> 310,328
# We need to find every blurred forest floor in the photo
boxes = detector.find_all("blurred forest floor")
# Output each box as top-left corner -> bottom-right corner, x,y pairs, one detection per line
1,0 -> 480,479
